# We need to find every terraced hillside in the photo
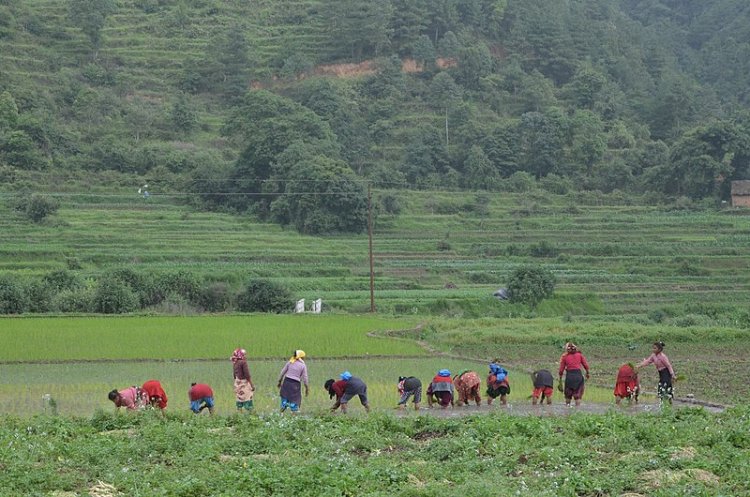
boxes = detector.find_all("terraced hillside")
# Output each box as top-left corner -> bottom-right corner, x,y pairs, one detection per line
2,190 -> 749,322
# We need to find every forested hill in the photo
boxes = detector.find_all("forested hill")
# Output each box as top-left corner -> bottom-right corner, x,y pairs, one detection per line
1,0 -> 750,232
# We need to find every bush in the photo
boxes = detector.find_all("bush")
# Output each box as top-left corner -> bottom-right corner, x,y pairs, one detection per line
236,279 -> 290,313
25,279 -> 54,313
93,279 -> 139,314
52,287 -> 95,313
42,269 -> 82,292
506,266 -> 556,308
0,274 -> 28,314
198,282 -> 233,312
14,193 -> 60,223
529,241 -> 559,258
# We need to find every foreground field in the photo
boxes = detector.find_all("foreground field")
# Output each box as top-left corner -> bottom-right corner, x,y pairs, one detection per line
2,408 -> 749,496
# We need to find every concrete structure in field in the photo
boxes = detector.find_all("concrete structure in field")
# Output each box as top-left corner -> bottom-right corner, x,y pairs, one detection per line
731,180 -> 750,207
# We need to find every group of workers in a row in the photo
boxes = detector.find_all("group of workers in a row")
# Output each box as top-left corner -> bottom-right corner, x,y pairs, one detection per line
107,341 -> 676,414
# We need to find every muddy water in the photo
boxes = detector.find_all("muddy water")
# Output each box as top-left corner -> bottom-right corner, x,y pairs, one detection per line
395,399 -> 724,418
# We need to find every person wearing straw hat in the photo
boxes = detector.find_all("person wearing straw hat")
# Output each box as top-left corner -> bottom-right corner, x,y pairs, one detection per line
277,349 -> 309,413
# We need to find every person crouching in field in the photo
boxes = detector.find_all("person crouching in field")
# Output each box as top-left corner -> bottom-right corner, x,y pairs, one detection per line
559,343 -> 590,407
614,363 -> 640,405
231,348 -> 255,412
638,341 -> 676,404
531,369 -> 554,405
397,376 -> 422,411
453,369 -> 482,406
188,383 -> 215,415
108,385 -> 149,412
141,379 -> 168,413
427,369 -> 454,408
326,371 -> 370,414
277,350 -> 309,413
486,361 -> 510,406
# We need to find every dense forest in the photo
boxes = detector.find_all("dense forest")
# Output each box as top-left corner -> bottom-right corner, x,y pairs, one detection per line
1,0 -> 750,233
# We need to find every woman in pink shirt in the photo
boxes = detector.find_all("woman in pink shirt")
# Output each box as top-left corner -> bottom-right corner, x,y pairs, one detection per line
638,341 -> 675,403
558,342 -> 590,407
108,386 -> 148,411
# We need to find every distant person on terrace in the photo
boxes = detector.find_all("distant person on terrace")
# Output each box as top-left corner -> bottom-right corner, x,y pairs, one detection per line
277,349 -> 309,413
558,343 -> 590,407
231,348 -> 255,412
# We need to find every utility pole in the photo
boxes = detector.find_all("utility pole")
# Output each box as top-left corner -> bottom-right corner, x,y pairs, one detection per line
368,183 -> 376,313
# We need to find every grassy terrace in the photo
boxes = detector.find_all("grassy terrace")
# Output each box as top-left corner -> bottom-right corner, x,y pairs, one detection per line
1,190 -> 749,317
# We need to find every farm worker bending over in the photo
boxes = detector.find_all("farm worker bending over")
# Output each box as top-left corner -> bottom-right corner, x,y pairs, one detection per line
614,364 -> 640,405
397,376 -> 422,411
637,341 -> 676,404
558,343 -> 590,407
277,349 -> 309,413
486,361 -> 510,406
454,370 -> 482,406
231,348 -> 255,412
427,369 -> 454,408
531,369 -> 554,405
325,371 -> 370,414
108,385 -> 148,411
188,383 -> 215,415
142,379 -> 168,412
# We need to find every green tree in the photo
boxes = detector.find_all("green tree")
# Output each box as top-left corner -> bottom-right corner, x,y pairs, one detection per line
390,0 -> 429,54
506,265 -> 556,308
0,275 -> 28,314
68,0 -> 117,48
518,109 -> 568,179
269,151 -> 368,234
412,35 -> 437,70
236,280 -> 291,313
666,120 -> 750,198
222,90 -> 336,213
0,91 -> 19,130
464,145 -> 500,190
170,93 -> 198,133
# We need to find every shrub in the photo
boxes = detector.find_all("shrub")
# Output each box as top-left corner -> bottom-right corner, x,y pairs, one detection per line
42,269 -> 82,292
93,279 -> 139,314
379,193 -> 401,215
25,279 -> 54,313
198,282 -> 233,312
436,240 -> 452,251
14,193 -> 60,223
506,266 -> 556,308
529,241 -> 559,258
0,274 -> 28,314
236,279 -> 290,313
52,287 -> 95,313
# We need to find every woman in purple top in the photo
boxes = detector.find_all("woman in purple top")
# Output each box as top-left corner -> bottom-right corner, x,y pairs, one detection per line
277,350 -> 309,413
638,341 -> 676,403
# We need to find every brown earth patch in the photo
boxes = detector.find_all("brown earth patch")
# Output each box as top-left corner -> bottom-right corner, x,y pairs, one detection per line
314,60 -> 377,78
